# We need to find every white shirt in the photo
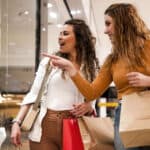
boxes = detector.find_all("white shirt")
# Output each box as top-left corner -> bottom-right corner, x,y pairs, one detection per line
46,69 -> 84,110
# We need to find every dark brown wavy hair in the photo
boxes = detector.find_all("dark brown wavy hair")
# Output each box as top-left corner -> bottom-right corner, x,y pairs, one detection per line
56,19 -> 99,81
104,3 -> 150,69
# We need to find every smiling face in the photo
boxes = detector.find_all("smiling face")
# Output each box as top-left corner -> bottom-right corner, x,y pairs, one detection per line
104,14 -> 115,44
58,24 -> 76,54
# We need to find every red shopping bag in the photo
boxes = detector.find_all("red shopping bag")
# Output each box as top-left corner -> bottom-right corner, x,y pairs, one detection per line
63,118 -> 84,150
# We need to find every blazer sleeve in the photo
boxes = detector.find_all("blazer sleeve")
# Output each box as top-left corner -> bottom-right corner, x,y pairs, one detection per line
21,57 -> 50,105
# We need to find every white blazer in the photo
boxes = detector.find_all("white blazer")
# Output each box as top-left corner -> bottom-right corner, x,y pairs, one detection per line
22,57 -> 50,142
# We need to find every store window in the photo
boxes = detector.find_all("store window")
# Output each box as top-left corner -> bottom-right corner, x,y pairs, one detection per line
0,0 -> 36,94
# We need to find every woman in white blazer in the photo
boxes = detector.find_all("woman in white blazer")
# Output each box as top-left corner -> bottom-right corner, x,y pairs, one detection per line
11,19 -> 99,150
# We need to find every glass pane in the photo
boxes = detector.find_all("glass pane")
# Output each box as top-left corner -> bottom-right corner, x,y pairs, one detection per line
47,0 -> 70,53
0,0 -> 36,94
47,0 -> 87,54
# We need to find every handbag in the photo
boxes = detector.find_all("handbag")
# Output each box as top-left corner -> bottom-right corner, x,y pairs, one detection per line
21,106 -> 40,131
63,118 -> 84,150
78,116 -> 114,150
120,91 -> 150,148
21,62 -> 52,131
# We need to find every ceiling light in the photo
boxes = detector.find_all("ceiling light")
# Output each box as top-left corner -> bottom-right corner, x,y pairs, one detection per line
71,10 -> 81,15
42,27 -> 46,31
18,10 -> 29,16
56,24 -> 63,28
71,10 -> 76,15
49,12 -> 57,19
47,3 -> 53,8
76,10 -> 81,14
24,11 -> 29,15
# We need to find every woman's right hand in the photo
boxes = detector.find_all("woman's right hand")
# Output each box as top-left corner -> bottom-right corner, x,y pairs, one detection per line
11,123 -> 22,146
42,53 -> 77,76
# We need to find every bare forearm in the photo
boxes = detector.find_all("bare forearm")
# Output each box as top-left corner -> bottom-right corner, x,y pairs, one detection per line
15,104 -> 31,123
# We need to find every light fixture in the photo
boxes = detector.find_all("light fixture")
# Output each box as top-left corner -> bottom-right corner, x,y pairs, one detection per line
47,2 -> 53,8
24,11 -> 29,15
56,24 -> 63,28
18,10 -> 29,16
49,12 -> 57,19
71,10 -> 81,15
71,10 -> 76,15
76,10 -> 81,14
42,27 -> 46,31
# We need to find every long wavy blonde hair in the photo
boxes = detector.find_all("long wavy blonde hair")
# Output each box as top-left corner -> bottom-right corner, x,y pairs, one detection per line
104,3 -> 150,69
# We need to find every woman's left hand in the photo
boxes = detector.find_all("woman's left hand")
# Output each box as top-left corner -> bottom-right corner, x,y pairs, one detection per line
126,72 -> 150,87
70,102 -> 93,117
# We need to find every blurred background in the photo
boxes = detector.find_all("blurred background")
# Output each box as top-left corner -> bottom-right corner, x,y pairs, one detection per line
0,0 -> 150,149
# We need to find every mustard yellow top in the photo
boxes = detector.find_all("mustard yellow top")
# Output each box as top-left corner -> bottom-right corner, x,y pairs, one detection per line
71,40 -> 150,101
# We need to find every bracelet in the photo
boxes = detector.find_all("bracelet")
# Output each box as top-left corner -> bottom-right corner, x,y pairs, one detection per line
12,118 -> 22,126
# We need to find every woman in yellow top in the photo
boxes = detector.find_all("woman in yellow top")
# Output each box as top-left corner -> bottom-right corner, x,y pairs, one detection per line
46,3 -> 150,150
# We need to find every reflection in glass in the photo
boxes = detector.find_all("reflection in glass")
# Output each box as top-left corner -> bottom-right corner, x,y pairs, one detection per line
0,0 -> 36,94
